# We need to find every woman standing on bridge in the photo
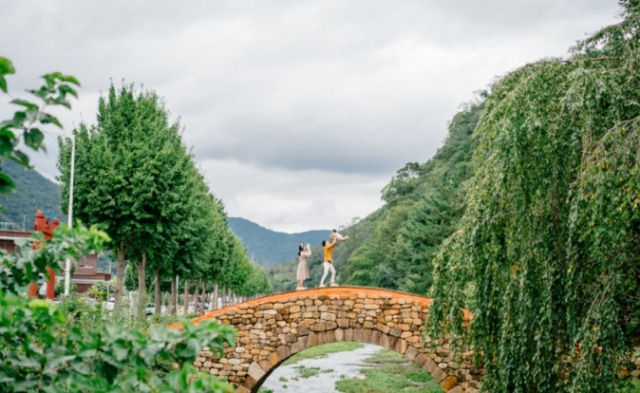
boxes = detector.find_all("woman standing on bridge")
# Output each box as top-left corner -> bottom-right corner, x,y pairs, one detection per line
296,243 -> 311,290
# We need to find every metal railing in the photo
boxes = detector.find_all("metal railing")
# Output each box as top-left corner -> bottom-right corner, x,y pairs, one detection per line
0,221 -> 25,231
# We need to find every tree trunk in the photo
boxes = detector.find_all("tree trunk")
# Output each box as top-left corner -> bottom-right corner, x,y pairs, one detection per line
183,279 -> 190,315
193,279 -> 200,315
114,242 -> 126,312
170,275 -> 177,315
202,279 -> 209,314
213,282 -> 219,310
154,267 -> 161,314
200,279 -> 206,314
136,251 -> 147,319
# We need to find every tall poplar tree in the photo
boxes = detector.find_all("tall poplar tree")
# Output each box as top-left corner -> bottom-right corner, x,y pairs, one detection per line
59,84 -> 186,312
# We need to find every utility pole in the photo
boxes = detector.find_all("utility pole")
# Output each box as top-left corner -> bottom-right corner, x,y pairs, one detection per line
64,133 -> 75,296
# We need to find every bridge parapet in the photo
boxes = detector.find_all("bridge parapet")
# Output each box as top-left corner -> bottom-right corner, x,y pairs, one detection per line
190,286 -> 481,393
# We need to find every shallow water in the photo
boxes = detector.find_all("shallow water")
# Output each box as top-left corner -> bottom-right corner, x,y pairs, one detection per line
260,344 -> 381,393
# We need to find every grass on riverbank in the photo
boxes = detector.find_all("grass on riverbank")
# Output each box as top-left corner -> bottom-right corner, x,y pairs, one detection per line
283,341 -> 365,365
335,348 -> 443,393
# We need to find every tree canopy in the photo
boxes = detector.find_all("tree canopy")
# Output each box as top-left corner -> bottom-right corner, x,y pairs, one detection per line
426,3 -> 640,392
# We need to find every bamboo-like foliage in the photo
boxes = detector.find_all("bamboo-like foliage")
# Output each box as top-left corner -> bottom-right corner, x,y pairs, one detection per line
427,3 -> 640,392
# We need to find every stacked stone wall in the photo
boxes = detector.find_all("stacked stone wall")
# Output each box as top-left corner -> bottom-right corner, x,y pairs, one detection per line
191,287 -> 482,393
630,356 -> 640,380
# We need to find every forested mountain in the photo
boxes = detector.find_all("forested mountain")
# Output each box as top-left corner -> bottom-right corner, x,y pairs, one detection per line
228,217 -> 328,267
0,160 -> 65,227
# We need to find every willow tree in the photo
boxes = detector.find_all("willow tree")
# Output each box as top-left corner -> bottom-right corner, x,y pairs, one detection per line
427,2 -> 640,392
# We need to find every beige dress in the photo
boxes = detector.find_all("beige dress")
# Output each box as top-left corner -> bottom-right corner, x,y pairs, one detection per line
297,250 -> 311,281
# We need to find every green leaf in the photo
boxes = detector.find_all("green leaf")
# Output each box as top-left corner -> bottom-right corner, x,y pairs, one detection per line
0,57 -> 16,75
60,74 -> 80,86
12,379 -> 39,392
40,113 -> 63,128
0,130 -> 16,156
70,359 -> 91,375
10,98 -> 38,111
10,150 -> 31,167
0,172 -> 16,193
9,111 -> 27,129
0,76 -> 7,93
24,128 -> 45,150
24,107 -> 38,123
28,87 -> 48,100
112,343 -> 129,361
58,84 -> 78,99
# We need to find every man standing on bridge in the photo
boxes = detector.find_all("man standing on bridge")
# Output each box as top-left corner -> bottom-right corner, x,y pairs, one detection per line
319,237 -> 339,287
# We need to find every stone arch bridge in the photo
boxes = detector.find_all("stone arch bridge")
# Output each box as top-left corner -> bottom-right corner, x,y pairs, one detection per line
189,287 -> 481,393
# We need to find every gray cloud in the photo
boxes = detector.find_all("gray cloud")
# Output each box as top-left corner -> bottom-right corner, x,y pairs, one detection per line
0,0 -> 621,231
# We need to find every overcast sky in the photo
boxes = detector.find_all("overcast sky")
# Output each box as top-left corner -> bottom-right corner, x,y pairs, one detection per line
1,1 -> 621,233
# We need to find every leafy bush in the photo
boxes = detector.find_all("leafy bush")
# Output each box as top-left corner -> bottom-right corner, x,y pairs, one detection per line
0,57 -> 237,393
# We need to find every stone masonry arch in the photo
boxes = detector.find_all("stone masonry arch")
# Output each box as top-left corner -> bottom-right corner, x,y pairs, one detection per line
189,287 -> 483,393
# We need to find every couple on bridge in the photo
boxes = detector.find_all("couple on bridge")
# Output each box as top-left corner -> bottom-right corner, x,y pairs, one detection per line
296,229 -> 349,290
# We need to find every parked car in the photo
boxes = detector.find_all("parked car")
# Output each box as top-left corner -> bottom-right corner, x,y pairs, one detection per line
145,304 -> 167,316
103,298 -> 115,311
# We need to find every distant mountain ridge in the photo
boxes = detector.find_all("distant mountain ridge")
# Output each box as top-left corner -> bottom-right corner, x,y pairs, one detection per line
0,160 -> 65,228
227,217 -> 329,267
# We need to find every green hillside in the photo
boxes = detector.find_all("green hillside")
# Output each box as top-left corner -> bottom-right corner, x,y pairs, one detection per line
338,98 -> 482,294
0,160 -> 66,228
265,97 -> 483,294
227,217 -> 328,266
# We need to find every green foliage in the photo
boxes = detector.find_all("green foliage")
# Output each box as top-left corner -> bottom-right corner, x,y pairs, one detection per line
337,98 -> 482,295
237,261 -> 273,297
0,60 -> 237,393
0,56 -> 78,194
283,342 -> 365,365
334,349 -> 441,393
0,222 -> 236,393
381,162 -> 423,205
56,83 -> 253,316
0,292 -> 236,392
426,5 -> 640,392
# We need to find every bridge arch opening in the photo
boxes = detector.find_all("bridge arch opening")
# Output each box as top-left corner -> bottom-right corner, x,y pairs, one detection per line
257,341 -> 445,393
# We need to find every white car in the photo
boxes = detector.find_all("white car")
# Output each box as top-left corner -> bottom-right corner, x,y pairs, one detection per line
103,299 -> 115,311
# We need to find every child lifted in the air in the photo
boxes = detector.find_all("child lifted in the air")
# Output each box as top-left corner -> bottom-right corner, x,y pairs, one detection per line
331,229 -> 349,242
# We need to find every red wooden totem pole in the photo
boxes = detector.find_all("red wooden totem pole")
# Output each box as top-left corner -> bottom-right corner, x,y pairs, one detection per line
27,210 -> 60,299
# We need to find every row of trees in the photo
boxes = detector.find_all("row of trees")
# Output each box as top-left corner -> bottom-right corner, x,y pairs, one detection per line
57,83 -> 271,318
